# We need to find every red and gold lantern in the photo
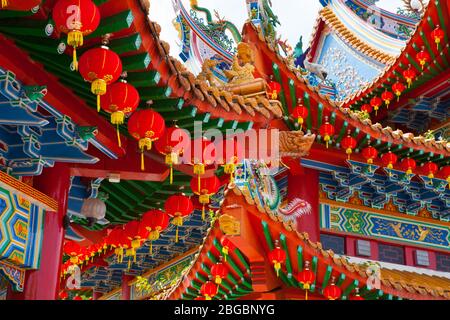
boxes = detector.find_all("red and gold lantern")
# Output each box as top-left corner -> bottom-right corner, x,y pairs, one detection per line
154,126 -> 190,184
123,220 -> 148,268
350,288 -> 364,300
139,210 -> 169,255
400,157 -> 416,175
100,81 -> 140,147
211,260 -> 229,285
53,0 -> 100,70
200,280 -> 217,300
267,77 -> 282,100
361,104 -> 373,114
78,46 -> 122,111
416,48 -> 430,70
64,241 -> 81,264
268,241 -> 286,277
381,90 -> 394,108
391,81 -> 405,102
164,194 -> 194,243
370,96 -> 382,115
381,151 -> 398,170
128,109 -> 166,171
362,145 -> 378,165
341,131 -> 357,160
216,138 -> 243,184
297,261 -> 315,300
319,117 -> 334,148
323,277 -> 342,300
431,25 -> 444,49
190,175 -> 221,221
292,98 -> 308,131
422,161 -> 438,179
220,236 -> 235,262
402,66 -> 416,88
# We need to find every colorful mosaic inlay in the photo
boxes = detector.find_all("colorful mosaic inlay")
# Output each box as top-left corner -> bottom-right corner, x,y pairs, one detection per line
0,184 -> 45,269
130,254 -> 194,300
320,203 -> 450,251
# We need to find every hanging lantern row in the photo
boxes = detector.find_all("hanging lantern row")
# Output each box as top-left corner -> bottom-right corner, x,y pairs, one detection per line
61,240 -> 109,277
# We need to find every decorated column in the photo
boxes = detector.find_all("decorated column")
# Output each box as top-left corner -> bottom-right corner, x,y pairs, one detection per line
121,274 -> 133,300
7,163 -> 70,300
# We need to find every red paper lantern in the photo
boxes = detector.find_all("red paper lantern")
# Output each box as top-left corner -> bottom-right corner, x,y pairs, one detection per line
73,295 -> 83,301
100,81 -> 140,147
402,66 -> 416,88
381,90 -> 394,108
323,279 -> 342,300
361,104 -> 373,114
200,281 -> 217,300
59,291 -> 68,300
190,175 -> 221,220
106,226 -> 127,263
362,145 -> 378,165
220,236 -> 235,262
400,157 -> 416,175
78,46 -> 122,112
391,82 -> 405,102
195,296 -> 206,300
165,194 -> 194,242
211,261 -> 229,285
268,241 -> 286,277
297,261 -> 315,300
416,48 -> 430,70
292,99 -> 308,130
370,96 -> 382,115
381,151 -> 398,169
154,126 -> 190,184
1,0 -> 41,10
267,78 -> 282,100
139,210 -> 169,255
431,25 -> 444,49
422,161 -> 438,179
123,220 -> 147,266
190,138 -> 216,192
440,166 -> 450,188
64,241 -> 81,264
319,117 -> 334,148
128,109 -> 166,171
341,131 -> 357,160
53,0 -> 100,70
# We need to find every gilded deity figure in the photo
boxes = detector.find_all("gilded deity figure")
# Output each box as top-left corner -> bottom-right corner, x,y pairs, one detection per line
224,43 -> 256,85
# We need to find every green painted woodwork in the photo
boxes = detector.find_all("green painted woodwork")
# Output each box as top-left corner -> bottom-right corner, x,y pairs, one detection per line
280,233 -> 297,286
87,11 -> 134,39
304,93 -> 312,130
341,280 -> 359,300
272,63 -> 289,115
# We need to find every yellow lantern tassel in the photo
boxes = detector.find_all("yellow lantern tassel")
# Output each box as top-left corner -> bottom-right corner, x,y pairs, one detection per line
205,295 -> 212,301
1,0 -> 8,8
215,276 -> 222,285
346,148 -> 352,160
305,289 -> 308,301
141,150 -> 145,171
72,48 -> 78,71
149,241 -> 153,255
202,204 -> 205,221
117,123 -> 122,148
170,164 -> 173,184
274,262 -> 281,277
97,95 -> 101,112
128,257 -> 131,270
175,225 -> 179,243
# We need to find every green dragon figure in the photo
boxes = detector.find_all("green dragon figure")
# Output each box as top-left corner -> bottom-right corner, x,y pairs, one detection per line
190,0 -> 242,44
22,85 -> 47,101
76,126 -> 98,141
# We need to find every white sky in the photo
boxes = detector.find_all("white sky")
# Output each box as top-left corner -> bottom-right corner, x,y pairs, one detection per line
150,0 -> 404,60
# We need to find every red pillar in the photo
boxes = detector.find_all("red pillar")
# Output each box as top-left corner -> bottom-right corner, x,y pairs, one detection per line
121,275 -> 133,300
7,163 -> 70,300
287,167 -> 320,242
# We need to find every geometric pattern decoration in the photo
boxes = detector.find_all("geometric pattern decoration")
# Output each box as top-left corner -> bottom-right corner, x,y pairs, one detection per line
301,159 -> 450,221
320,203 -> 450,251
0,184 -> 45,269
